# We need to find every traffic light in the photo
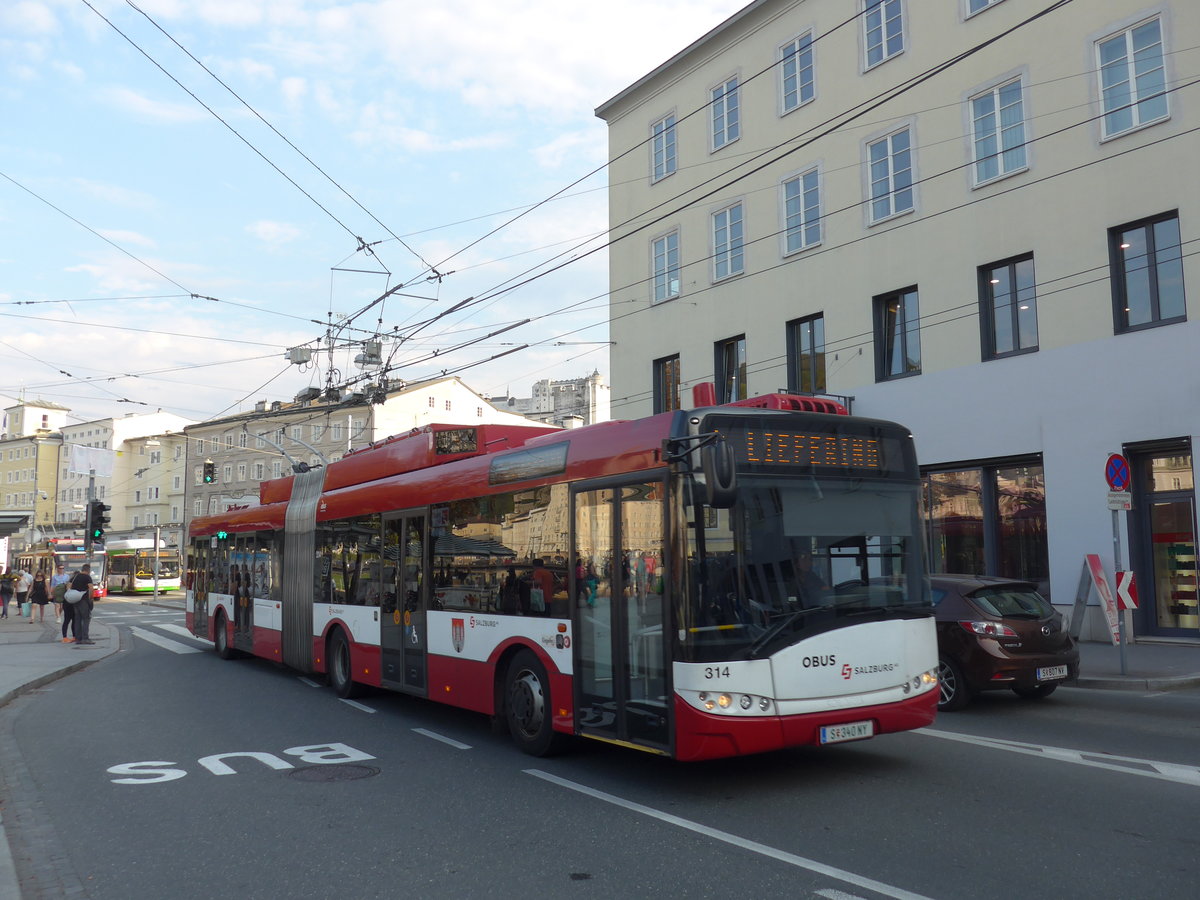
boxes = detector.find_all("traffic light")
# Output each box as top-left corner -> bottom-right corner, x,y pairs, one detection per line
86,499 -> 110,547
203,459 -> 216,483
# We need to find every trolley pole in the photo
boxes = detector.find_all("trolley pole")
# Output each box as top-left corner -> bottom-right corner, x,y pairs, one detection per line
153,523 -> 161,597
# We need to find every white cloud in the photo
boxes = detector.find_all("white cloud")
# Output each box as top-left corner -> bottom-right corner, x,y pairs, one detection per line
246,220 -> 302,245
97,229 -> 158,249
72,179 -> 157,211
0,2 -> 57,35
102,87 -> 211,124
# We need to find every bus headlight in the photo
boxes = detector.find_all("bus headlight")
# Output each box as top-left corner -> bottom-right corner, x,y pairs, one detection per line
717,693 -> 732,709
739,694 -> 752,710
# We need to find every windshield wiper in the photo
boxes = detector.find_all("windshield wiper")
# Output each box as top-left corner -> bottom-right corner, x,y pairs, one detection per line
746,605 -> 832,659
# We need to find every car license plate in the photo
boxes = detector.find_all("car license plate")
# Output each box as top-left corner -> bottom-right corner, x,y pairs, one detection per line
1037,665 -> 1068,681
819,721 -> 874,745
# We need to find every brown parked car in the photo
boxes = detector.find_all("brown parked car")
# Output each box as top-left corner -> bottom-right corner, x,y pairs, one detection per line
932,575 -> 1079,711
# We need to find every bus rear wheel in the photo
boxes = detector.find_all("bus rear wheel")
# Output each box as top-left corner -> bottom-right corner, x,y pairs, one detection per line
504,649 -> 566,757
328,630 -> 362,699
214,612 -> 235,660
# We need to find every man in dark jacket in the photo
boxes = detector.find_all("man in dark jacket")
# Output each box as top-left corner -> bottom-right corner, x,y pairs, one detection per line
70,564 -> 97,645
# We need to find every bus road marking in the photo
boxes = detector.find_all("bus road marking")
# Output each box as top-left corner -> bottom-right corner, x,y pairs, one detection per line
525,770 -> 936,900
339,699 -> 376,713
916,728 -> 1200,787
413,728 -> 472,750
130,627 -> 204,654
157,623 -> 208,642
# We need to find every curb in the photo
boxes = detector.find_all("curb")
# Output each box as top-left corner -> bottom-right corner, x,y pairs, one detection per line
0,624 -> 124,712
1072,673 -> 1200,692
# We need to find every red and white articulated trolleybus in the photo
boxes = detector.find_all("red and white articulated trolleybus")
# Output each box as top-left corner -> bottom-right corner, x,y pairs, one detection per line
187,386 -> 937,761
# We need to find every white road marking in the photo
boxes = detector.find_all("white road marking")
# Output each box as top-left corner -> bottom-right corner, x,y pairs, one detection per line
413,728 -> 472,750
916,728 -> 1200,787
157,623 -> 209,642
526,770 -> 936,900
298,677 -> 323,688
130,626 -> 204,654
817,891 -> 871,900
339,699 -> 376,713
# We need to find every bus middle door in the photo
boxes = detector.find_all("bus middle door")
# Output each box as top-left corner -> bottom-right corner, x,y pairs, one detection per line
380,513 -> 428,696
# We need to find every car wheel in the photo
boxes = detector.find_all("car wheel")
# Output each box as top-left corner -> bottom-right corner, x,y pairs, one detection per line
1013,683 -> 1058,700
505,649 -> 567,757
937,656 -> 971,711
328,630 -> 362,699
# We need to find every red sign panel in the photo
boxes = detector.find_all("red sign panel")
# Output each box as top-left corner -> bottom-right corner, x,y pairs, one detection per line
1116,570 -> 1140,610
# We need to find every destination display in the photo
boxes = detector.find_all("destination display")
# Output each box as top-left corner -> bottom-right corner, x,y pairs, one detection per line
707,416 -> 912,478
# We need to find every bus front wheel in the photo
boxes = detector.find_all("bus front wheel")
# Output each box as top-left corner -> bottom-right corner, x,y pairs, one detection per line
214,612 -> 235,660
328,630 -> 362,699
504,650 -> 566,757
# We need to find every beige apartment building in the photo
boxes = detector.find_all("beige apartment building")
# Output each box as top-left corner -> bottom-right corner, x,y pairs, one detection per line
596,0 -> 1199,640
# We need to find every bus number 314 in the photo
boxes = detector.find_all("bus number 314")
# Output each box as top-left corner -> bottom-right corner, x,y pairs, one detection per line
704,666 -> 731,679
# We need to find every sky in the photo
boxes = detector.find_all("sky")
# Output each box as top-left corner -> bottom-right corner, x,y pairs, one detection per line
0,0 -> 745,427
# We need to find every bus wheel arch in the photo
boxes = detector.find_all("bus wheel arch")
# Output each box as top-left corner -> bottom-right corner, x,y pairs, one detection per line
327,628 -> 362,699
504,648 -> 567,756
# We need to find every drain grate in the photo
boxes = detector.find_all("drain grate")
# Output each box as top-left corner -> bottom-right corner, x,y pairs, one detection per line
287,764 -> 381,782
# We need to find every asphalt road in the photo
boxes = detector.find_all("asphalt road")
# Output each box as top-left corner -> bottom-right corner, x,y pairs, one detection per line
2,602 -> 1198,899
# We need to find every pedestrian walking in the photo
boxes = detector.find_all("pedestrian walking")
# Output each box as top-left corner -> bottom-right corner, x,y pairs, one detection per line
69,564 -> 97,645
50,562 -> 70,624
29,570 -> 50,622
0,568 -> 13,618
16,567 -> 33,617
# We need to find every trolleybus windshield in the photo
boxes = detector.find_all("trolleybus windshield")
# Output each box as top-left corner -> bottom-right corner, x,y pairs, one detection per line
681,475 -> 928,663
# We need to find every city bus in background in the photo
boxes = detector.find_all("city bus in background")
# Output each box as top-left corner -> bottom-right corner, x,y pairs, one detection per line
187,385 -> 938,761
16,538 -> 108,598
105,539 -> 182,594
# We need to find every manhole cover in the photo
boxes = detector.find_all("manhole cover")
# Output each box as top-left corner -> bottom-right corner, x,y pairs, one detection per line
288,764 -> 380,782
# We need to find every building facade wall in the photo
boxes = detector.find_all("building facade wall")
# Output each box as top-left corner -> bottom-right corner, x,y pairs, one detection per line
598,0 -> 1199,638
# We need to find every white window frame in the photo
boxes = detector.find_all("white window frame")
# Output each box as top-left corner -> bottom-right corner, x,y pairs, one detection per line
964,0 -> 1005,18
863,0 -> 905,70
651,230 -> 681,303
865,126 -> 915,224
1096,16 -> 1169,141
780,31 -> 815,114
782,166 -> 822,255
711,202 -> 745,282
711,76 -> 740,151
969,76 -> 1028,186
651,113 -> 677,182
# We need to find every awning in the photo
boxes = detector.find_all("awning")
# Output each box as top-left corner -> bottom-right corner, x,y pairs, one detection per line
0,514 -> 30,538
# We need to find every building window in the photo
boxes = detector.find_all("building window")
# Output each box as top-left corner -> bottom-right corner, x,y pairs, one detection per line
652,113 -> 677,181
291,425 -> 302,441
222,464 -> 233,482
254,463 -> 265,480
134,490 -> 142,503
652,231 -> 681,303
874,287 -> 921,381
711,76 -> 739,150
786,314 -> 826,394
238,433 -> 247,449
237,463 -> 247,482
173,476 -> 181,490
971,78 -> 1026,185
712,203 -> 744,281
193,465 -> 202,486
225,435 -> 234,449
967,0 -> 1004,15
332,423 -> 344,441
714,336 -> 747,403
653,355 -> 682,413
780,33 -> 814,113
272,461 -> 283,479
923,460 -> 1049,594
1097,17 -> 1168,140
867,128 -> 913,222
1111,212 -> 1186,332
783,168 -> 821,253
980,255 -> 1038,358
864,0 -> 904,69
150,450 -> 162,465
256,434 -> 266,449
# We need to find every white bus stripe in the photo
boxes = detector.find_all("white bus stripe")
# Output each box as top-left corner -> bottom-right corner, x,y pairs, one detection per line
413,728 -> 472,750
130,626 -> 204,655
525,770 -> 936,900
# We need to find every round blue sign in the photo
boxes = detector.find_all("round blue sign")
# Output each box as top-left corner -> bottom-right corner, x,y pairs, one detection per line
1105,454 -> 1130,491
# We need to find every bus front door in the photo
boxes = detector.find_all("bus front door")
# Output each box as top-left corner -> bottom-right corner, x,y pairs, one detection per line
573,481 -> 669,753
380,513 -> 428,696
